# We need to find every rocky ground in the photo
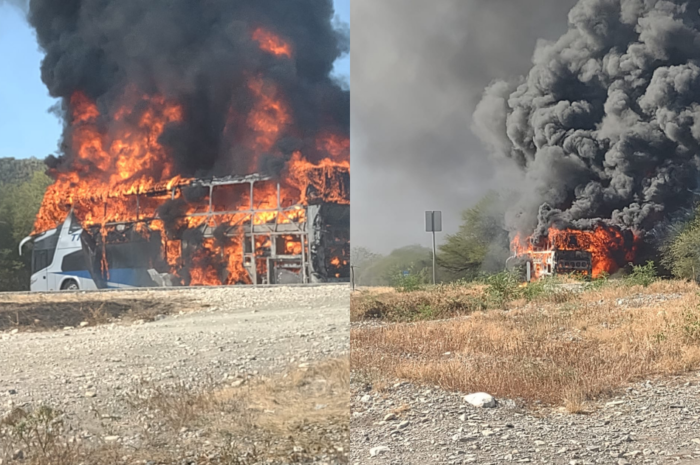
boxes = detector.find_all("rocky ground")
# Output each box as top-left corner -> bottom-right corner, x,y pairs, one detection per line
351,376 -> 700,465
0,285 -> 350,463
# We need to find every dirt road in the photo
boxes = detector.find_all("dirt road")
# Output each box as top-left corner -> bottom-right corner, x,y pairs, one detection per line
0,285 -> 349,462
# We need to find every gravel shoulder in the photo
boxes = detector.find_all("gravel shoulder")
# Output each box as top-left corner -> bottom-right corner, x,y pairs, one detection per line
351,376 -> 700,465
0,285 -> 350,460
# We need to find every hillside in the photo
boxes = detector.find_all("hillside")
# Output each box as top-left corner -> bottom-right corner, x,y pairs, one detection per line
0,157 -> 46,186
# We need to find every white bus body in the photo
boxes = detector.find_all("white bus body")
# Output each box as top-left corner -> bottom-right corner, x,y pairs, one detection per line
20,215 -> 141,292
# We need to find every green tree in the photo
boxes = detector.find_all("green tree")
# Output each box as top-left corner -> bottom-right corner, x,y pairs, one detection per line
0,166 -> 53,291
662,212 -> 700,281
0,158 -> 45,185
436,193 -> 510,281
356,245 -> 433,286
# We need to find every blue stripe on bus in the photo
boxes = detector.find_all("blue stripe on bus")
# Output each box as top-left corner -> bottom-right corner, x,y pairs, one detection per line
56,268 -> 142,288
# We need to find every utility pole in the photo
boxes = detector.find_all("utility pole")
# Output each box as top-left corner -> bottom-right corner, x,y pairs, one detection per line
425,211 -> 442,285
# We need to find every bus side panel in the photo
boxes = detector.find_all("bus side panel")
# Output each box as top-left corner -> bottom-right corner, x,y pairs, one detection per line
29,271 -> 47,292
53,272 -> 99,291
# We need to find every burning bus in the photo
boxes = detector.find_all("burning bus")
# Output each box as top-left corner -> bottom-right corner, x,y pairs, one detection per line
21,161 -> 350,291
20,2 -> 351,291
507,225 -> 638,282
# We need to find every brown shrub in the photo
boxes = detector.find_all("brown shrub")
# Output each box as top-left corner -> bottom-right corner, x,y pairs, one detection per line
351,284 -> 488,322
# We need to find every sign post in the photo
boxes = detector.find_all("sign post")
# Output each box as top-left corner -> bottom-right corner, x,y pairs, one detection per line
425,211 -> 442,285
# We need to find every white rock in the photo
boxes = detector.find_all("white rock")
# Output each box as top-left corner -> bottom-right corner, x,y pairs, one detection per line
370,446 -> 390,457
605,400 -> 625,407
103,436 -> 119,442
464,392 -> 496,408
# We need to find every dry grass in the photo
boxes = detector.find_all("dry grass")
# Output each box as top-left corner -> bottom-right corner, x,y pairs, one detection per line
350,277 -> 585,322
0,358 -> 349,464
0,405 -> 123,465
352,280 -> 700,407
0,298 -> 185,332
351,283 -> 489,322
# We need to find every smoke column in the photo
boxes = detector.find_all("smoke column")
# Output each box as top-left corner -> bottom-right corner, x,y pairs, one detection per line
27,0 -> 349,179
351,0 -> 577,253
474,0 -> 700,243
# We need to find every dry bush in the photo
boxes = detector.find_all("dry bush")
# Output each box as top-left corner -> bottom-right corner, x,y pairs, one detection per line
351,283 -> 488,322
83,303 -> 111,325
126,357 -> 349,463
351,278 -> 586,323
352,280 -> 700,407
0,406 -> 122,465
0,298 -> 177,332
124,378 -> 219,430
1,359 -> 349,464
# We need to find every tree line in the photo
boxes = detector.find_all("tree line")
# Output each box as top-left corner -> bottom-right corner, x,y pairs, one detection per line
0,158 -> 52,291
351,194 -> 511,287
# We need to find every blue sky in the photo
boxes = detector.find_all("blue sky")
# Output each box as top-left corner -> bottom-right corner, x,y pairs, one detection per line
0,0 -> 350,160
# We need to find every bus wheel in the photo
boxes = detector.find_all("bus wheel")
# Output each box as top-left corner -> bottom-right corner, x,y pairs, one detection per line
61,280 -> 79,291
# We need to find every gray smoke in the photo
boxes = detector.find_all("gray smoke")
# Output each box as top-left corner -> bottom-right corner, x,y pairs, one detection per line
352,0 -> 577,253
474,0 -> 700,242
27,0 -> 348,178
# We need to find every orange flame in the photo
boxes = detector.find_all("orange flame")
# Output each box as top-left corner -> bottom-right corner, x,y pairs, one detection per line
512,225 -> 639,279
252,28 -> 293,58
32,66 -> 349,286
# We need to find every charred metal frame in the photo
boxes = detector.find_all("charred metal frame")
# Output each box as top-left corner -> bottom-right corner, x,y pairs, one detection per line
507,241 -> 593,281
92,173 -> 347,285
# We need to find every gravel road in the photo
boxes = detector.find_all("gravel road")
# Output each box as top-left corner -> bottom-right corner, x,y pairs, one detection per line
351,376 -> 700,465
0,285 -> 349,445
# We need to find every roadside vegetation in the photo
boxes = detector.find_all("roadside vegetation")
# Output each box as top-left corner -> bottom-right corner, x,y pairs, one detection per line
351,193 -> 700,411
0,158 -> 52,292
351,264 -> 700,411
0,358 -> 349,464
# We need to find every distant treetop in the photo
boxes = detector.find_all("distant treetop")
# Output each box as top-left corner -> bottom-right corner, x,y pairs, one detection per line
0,158 -> 46,186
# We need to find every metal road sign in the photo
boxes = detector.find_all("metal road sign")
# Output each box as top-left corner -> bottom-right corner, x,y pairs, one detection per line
425,211 -> 442,232
425,211 -> 442,285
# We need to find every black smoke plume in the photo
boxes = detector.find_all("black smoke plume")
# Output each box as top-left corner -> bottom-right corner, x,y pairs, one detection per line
474,0 -> 700,244
351,0 -> 578,253
28,0 -> 349,177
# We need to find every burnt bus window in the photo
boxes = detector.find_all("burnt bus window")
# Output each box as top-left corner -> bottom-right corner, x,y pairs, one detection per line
62,251 -> 88,272
104,241 -> 157,269
32,250 -> 51,274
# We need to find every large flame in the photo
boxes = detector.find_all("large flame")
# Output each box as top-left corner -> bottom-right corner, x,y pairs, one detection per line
32,27 -> 349,287
512,225 -> 639,279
